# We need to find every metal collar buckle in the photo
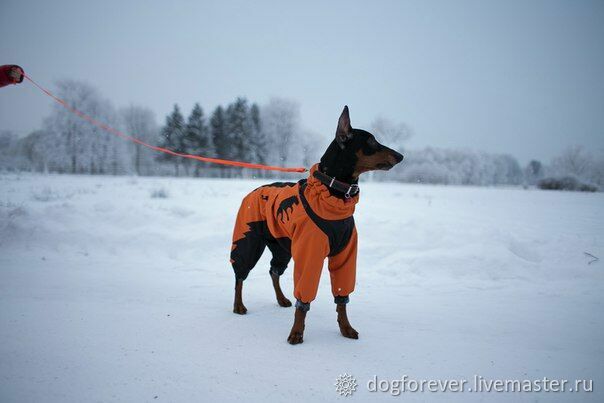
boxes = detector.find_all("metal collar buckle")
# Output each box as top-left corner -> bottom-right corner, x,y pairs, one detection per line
345,184 -> 359,199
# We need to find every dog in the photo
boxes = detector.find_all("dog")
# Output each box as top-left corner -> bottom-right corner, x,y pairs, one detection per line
229,106 -> 403,344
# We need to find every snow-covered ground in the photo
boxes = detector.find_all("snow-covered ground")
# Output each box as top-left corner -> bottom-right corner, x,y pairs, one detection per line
1,173 -> 602,402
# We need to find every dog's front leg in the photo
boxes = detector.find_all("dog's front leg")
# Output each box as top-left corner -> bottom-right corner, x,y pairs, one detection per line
336,303 -> 359,339
287,301 -> 309,344
233,279 -> 247,314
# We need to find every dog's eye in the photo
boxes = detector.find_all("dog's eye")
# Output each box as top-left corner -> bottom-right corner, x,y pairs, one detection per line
367,137 -> 379,149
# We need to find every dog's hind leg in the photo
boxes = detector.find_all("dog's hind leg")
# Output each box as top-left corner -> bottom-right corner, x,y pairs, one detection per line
230,222 -> 268,314
230,188 -> 274,314
233,279 -> 247,314
267,240 -> 292,307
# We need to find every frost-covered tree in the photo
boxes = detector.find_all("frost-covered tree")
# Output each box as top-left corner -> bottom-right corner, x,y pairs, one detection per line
298,129 -> 323,168
0,130 -> 12,151
492,154 -> 522,185
260,98 -> 300,165
550,145 -> 592,179
121,105 -> 157,176
184,103 -> 214,176
0,130 -> 30,172
590,152 -> 604,187
18,130 -> 55,173
545,145 -> 603,189
524,160 -> 543,185
392,147 -> 523,186
43,80 -> 130,175
158,104 -> 186,176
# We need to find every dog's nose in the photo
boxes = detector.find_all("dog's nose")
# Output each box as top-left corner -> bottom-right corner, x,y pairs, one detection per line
392,151 -> 404,164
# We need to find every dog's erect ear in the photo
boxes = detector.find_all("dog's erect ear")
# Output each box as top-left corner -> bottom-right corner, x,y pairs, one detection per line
335,105 -> 353,149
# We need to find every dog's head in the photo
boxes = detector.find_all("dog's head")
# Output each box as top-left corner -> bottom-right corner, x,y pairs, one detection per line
319,106 -> 404,181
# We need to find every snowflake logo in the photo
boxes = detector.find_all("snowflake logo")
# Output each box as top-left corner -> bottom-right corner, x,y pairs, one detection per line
334,373 -> 357,396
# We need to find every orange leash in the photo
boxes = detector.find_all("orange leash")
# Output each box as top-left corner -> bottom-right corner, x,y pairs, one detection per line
23,73 -> 308,173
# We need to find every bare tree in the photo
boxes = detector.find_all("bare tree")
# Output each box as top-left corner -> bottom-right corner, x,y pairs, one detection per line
261,98 -> 300,165
0,130 -> 30,172
524,160 -> 543,185
43,80 -> 131,174
590,151 -> 604,187
551,145 -> 593,179
392,147 -> 523,185
121,105 -> 158,176
300,130 -> 324,168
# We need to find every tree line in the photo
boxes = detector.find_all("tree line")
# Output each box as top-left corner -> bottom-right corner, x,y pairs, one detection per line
0,79 -> 602,190
0,80 -> 316,178
157,99 -> 264,177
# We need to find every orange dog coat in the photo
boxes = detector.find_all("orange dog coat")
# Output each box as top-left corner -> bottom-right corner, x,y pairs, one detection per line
230,164 -> 358,304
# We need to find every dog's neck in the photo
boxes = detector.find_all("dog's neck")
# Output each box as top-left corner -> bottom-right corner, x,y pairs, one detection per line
318,140 -> 359,200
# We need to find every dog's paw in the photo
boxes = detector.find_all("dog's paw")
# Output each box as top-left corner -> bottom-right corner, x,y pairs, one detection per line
277,297 -> 292,308
339,325 -> 359,339
287,330 -> 304,344
233,302 -> 248,315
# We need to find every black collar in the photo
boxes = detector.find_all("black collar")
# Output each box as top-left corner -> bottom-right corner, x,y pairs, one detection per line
312,169 -> 360,199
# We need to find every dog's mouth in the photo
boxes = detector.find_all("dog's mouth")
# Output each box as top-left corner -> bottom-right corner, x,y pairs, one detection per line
376,162 -> 394,171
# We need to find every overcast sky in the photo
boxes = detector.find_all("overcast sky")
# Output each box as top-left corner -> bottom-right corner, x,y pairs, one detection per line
1,0 -> 603,164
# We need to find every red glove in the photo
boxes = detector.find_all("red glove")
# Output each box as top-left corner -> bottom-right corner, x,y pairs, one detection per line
0,65 -> 25,88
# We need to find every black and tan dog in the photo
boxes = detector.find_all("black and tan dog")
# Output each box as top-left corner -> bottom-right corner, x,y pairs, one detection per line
229,106 -> 403,344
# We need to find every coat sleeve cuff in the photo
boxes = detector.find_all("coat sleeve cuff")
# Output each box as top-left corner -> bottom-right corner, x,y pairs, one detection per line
295,299 -> 311,312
